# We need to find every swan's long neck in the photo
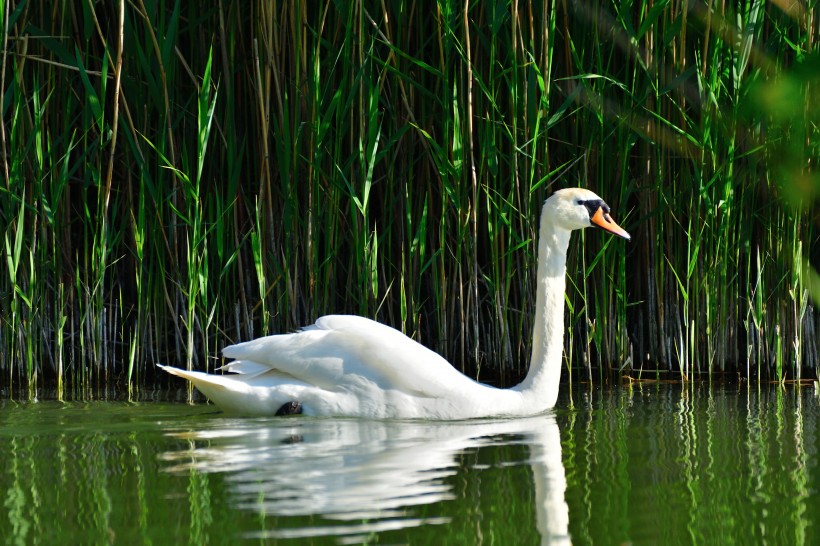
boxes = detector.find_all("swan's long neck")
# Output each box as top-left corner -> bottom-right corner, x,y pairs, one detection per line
515,206 -> 570,409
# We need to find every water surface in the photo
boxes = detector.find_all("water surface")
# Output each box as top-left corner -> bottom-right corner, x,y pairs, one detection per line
1,383 -> 817,544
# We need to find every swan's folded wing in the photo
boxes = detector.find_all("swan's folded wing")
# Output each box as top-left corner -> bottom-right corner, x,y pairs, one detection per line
216,360 -> 271,376
316,315 -> 480,398
222,315 -> 480,399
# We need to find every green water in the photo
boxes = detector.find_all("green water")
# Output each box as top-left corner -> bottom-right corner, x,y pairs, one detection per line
0,384 -> 817,545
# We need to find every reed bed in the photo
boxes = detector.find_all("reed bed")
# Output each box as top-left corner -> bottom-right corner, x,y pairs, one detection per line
0,1 -> 817,398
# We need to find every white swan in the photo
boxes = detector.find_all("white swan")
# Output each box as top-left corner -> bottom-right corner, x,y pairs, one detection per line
159,188 -> 629,418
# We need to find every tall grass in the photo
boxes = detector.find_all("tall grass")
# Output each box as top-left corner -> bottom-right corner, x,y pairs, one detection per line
0,1 -> 817,398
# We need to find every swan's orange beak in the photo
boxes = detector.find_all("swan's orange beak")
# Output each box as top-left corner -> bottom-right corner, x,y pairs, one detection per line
591,207 -> 631,240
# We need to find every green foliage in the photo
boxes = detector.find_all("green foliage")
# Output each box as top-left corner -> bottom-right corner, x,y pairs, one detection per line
0,1 -> 816,396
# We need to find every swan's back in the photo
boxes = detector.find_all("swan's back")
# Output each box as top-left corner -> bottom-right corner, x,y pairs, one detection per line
222,315 -> 481,400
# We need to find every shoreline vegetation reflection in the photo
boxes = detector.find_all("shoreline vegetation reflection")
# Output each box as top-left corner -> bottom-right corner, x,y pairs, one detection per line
1,383 -> 817,544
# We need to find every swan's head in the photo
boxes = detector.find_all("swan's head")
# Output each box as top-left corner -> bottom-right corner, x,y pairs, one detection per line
546,188 -> 631,240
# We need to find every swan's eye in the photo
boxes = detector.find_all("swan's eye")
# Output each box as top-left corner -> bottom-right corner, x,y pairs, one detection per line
580,199 -> 608,218
576,199 -> 585,205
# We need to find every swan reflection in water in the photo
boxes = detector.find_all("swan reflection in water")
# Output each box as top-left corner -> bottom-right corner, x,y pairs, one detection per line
161,414 -> 569,544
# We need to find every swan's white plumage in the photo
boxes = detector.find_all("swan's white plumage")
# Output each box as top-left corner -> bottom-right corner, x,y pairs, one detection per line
160,188 -> 629,419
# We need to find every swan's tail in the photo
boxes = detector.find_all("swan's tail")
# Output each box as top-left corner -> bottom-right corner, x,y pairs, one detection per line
157,364 -> 298,415
157,364 -> 231,391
